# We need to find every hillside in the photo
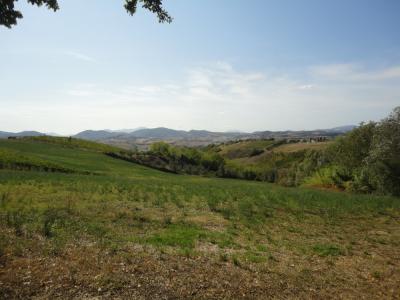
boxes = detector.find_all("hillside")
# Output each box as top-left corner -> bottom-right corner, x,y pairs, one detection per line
0,126 -> 354,151
0,137 -> 399,299
217,139 -> 332,166
0,131 -> 44,139
71,126 -> 353,150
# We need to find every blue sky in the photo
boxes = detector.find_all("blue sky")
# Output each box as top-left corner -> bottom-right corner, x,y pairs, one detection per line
1,0 -> 400,134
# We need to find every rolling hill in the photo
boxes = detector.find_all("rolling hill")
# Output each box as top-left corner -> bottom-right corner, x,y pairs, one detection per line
0,126 -> 355,151
0,131 -> 45,139
0,137 -> 399,298
71,126 -> 355,150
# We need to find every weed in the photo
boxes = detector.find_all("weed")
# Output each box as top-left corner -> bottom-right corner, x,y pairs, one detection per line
312,244 -> 344,257
42,207 -> 67,238
232,255 -> 242,267
6,211 -> 26,236
372,271 -> 382,279
219,252 -> 229,262
244,251 -> 267,263
256,244 -> 268,252
146,224 -> 205,249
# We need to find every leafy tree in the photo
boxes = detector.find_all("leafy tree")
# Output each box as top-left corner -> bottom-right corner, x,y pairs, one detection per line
323,107 -> 400,195
150,141 -> 171,157
365,107 -> 400,195
329,122 -> 376,173
0,0 -> 171,28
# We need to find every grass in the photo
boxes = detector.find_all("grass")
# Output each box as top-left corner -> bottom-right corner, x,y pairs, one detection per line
146,224 -> 206,248
0,137 -> 399,298
218,139 -> 278,159
312,244 -> 344,257
273,141 -> 332,153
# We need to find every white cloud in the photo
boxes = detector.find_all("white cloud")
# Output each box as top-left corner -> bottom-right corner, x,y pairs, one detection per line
296,84 -> 314,90
2,62 -> 399,134
310,63 -> 400,81
63,51 -> 96,63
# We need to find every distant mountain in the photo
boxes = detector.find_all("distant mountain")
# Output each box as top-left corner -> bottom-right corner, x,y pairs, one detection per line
74,127 -> 245,142
129,127 -> 188,139
0,131 -> 13,138
74,130 -> 124,141
45,132 -> 63,137
252,125 -> 356,140
73,125 -> 356,147
1,125 -> 355,150
105,127 -> 147,134
0,131 -> 45,138
324,125 -> 357,133
251,130 -> 336,139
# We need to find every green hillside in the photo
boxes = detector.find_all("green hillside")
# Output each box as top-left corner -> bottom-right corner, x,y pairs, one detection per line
217,139 -> 279,159
0,138 -> 399,299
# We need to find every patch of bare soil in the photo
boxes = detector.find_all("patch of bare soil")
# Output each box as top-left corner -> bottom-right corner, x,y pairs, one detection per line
1,241 -> 399,300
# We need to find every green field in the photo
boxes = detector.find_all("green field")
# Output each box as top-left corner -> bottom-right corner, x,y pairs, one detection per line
0,138 -> 399,299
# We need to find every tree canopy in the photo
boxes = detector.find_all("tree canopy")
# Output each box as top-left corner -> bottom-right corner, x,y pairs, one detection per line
0,0 -> 171,28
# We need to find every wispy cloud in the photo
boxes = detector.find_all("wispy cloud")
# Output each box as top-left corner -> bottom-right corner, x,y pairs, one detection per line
295,84 -> 315,90
310,63 -> 400,81
18,61 -> 400,134
63,51 -> 96,63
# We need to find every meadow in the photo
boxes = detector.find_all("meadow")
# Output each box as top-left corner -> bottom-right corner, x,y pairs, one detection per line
0,138 -> 399,299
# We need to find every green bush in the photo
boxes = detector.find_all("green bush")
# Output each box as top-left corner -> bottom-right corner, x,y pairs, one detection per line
324,107 -> 400,196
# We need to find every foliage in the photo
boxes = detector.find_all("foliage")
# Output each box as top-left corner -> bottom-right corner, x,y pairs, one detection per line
366,107 -> 400,195
328,122 -> 376,174
125,0 -> 172,23
110,142 -> 226,175
0,0 -> 171,28
325,107 -> 400,196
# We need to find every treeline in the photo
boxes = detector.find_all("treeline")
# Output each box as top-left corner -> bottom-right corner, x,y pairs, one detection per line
108,107 -> 399,196
107,142 -> 225,176
108,141 -> 326,187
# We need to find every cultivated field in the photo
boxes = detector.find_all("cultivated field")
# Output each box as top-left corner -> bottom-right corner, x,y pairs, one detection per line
0,138 -> 399,299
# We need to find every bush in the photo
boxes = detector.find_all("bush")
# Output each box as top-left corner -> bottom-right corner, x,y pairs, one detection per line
322,106 -> 400,196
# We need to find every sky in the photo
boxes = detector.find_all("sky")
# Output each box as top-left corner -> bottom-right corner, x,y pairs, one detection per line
1,0 -> 400,135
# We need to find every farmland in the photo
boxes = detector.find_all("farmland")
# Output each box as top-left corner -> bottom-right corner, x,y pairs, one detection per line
0,138 -> 399,298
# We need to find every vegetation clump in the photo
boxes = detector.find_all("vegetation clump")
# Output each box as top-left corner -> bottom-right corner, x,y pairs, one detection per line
306,107 -> 400,196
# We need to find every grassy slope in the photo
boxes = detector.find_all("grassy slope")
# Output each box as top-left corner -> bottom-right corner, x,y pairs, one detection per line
218,139 -> 277,159
220,140 -> 330,166
273,141 -> 332,153
0,138 -> 399,299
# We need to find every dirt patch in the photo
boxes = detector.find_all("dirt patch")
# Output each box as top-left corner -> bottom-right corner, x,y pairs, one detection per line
186,213 -> 229,232
1,239 -> 399,300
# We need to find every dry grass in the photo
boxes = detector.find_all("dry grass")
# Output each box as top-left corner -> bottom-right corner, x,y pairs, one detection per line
1,213 -> 399,299
273,141 -> 332,153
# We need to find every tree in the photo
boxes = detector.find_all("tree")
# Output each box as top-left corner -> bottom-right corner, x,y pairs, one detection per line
150,142 -> 171,157
0,0 -> 171,28
366,106 -> 400,195
326,107 -> 400,195
330,121 -> 376,172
